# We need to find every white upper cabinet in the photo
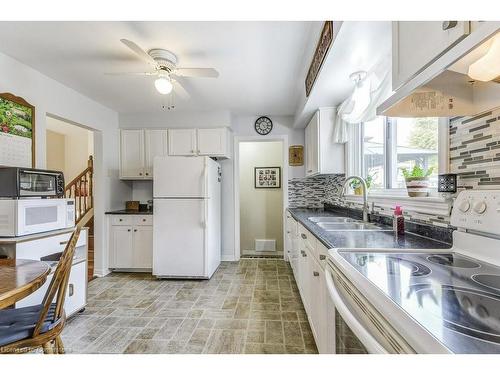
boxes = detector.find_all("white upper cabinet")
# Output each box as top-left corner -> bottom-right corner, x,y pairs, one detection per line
392,21 -> 470,90
120,129 -> 145,179
305,108 -> 345,177
197,128 -> 230,157
145,129 -> 168,178
168,129 -> 197,156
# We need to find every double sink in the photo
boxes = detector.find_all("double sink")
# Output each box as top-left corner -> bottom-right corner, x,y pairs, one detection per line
308,216 -> 392,232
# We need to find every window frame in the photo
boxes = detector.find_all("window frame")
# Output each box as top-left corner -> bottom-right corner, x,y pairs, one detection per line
346,116 -> 449,197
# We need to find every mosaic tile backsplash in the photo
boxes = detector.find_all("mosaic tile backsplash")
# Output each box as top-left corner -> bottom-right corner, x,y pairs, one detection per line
450,107 -> 500,190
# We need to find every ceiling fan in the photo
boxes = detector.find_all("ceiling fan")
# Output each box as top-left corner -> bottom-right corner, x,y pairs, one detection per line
105,39 -> 219,98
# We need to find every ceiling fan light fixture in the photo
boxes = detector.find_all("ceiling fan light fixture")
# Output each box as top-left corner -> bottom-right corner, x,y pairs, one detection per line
154,77 -> 173,95
468,32 -> 500,82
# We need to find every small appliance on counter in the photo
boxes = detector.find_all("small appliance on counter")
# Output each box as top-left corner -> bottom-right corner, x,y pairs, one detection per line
0,167 -> 65,198
125,200 -> 140,211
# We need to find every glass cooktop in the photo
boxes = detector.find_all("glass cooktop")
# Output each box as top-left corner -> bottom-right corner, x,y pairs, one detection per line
339,251 -> 500,353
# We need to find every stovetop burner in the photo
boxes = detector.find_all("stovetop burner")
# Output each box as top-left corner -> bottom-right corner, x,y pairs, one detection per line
472,274 -> 500,292
427,254 -> 480,269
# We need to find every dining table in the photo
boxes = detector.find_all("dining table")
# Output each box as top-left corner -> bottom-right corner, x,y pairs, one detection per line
0,258 -> 51,309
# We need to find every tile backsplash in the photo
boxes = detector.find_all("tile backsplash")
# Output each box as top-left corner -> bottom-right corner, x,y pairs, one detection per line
450,107 -> 500,190
288,174 -> 345,208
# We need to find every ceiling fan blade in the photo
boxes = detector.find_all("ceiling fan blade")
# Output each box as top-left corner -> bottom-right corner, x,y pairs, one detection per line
174,68 -> 219,78
173,80 -> 191,100
104,72 -> 156,76
120,39 -> 157,67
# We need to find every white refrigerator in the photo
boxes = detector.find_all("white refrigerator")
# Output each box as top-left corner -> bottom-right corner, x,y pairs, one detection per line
153,156 -> 221,279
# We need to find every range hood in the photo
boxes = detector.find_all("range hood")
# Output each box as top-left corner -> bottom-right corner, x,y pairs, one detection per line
377,23 -> 500,118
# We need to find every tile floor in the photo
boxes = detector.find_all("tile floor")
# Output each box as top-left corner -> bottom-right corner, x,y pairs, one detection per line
61,259 -> 318,354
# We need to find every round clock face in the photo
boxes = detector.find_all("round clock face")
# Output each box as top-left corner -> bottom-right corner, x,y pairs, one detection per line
255,116 -> 273,135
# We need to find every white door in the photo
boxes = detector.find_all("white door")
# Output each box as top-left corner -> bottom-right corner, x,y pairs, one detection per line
145,129 -> 168,178
154,156 -> 207,198
120,129 -> 145,178
168,129 -> 197,156
133,226 -> 153,268
153,199 -> 206,277
111,226 -> 134,268
197,128 -> 227,156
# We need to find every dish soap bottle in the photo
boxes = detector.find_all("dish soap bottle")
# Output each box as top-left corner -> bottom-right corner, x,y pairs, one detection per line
393,205 -> 405,236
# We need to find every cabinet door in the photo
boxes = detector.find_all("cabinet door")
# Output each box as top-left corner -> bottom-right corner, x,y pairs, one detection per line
393,21 -> 470,89
197,128 -> 228,156
305,113 -> 319,176
168,129 -> 197,156
64,261 -> 87,316
133,226 -> 153,268
309,261 -> 327,353
297,239 -> 309,311
145,129 -> 168,178
111,226 -> 134,268
120,129 -> 145,178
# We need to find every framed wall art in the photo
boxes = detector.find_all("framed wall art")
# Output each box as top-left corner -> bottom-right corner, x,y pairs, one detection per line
254,167 -> 281,189
305,21 -> 334,97
289,145 -> 304,166
0,93 -> 35,168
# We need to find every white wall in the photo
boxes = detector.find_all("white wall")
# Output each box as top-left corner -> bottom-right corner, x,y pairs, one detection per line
118,111 -> 304,261
239,141 -> 284,253
0,51 -> 130,276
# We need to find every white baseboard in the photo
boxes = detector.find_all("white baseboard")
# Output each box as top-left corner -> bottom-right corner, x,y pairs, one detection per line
93,268 -> 111,277
221,254 -> 237,262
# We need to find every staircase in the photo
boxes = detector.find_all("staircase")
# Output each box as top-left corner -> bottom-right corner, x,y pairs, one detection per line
65,155 -> 94,281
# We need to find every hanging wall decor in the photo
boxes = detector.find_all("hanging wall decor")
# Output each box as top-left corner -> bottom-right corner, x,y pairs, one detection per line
289,145 -> 304,166
305,21 -> 334,97
0,93 -> 35,168
254,167 -> 281,189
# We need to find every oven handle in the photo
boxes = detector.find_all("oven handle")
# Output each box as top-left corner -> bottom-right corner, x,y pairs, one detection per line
324,265 -> 388,354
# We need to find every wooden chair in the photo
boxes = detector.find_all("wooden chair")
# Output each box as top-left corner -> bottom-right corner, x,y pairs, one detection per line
0,227 -> 81,354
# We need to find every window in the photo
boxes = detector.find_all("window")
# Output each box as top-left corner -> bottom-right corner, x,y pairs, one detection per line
352,116 -> 440,191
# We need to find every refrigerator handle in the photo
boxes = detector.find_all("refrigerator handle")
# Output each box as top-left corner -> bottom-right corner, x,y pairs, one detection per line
204,198 -> 208,229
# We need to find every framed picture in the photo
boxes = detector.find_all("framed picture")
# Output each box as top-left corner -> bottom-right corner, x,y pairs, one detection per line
0,93 -> 35,167
289,145 -> 304,166
255,167 -> 281,189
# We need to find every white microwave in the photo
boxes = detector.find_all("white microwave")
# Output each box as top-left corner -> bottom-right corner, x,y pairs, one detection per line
0,198 -> 75,237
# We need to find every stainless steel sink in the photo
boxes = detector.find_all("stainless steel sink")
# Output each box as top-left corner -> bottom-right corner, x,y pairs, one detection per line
308,216 -> 358,223
316,222 -> 390,231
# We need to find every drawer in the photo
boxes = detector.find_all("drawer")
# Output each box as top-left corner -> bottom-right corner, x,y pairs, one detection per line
16,229 -> 86,260
110,215 -> 134,226
298,224 -> 317,257
133,215 -> 153,226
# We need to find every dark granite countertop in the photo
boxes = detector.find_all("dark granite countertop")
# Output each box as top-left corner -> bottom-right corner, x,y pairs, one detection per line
105,209 -> 153,215
287,207 -> 452,250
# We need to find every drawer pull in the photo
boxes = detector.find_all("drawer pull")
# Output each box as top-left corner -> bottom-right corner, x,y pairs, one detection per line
286,231 -> 291,234
301,250 -> 307,257
301,233 -> 307,239
313,271 -> 320,277
143,219 -> 146,222
319,255 -> 326,260
119,219 -> 123,222
134,229 -> 137,232
68,284 -> 74,297
127,229 -> 131,232
139,172 -> 143,176
307,169 -> 312,173
59,240 -> 68,245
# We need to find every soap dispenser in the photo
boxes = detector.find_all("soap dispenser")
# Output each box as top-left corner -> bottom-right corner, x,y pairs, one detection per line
393,205 -> 405,236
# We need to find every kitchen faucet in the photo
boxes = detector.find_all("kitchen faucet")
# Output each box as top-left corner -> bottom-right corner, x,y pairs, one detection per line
341,175 -> 370,222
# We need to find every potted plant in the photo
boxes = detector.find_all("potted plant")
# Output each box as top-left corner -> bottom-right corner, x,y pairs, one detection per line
349,174 -> 374,195
401,165 -> 434,197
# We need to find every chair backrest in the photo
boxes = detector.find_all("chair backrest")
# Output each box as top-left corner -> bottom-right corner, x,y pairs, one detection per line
33,227 -> 81,336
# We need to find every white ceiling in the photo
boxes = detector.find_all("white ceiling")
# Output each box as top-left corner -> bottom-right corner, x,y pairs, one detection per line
0,21 -> 321,115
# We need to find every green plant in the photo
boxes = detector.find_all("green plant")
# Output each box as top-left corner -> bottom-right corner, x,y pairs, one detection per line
348,173 -> 375,190
401,165 -> 434,179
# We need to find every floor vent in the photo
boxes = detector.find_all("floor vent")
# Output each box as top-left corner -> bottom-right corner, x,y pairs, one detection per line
255,239 -> 276,252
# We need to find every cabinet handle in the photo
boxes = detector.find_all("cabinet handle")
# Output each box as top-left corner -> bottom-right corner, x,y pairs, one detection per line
69,284 -> 74,296
319,255 -> 326,260
139,172 -> 142,176
59,240 -> 68,245
301,250 -> 307,257
142,219 -> 146,222
145,172 -> 149,176
286,231 -> 291,234
301,233 -> 307,239
307,169 -> 313,173
313,271 -> 320,277
134,229 -> 137,232
442,21 -> 458,30
127,229 -> 131,232
119,219 -> 123,222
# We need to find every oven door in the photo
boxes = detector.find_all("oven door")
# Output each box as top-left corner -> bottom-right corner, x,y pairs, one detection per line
16,199 -> 68,236
19,170 -> 58,197
325,264 -> 389,354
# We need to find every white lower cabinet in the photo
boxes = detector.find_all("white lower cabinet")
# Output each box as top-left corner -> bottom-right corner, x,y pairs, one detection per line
292,219 -> 329,353
108,215 -> 153,270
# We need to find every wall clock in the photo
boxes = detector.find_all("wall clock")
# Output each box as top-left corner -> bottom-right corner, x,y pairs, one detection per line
254,116 -> 273,135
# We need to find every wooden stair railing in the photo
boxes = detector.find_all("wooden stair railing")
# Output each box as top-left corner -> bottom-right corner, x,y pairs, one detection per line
65,156 -> 93,225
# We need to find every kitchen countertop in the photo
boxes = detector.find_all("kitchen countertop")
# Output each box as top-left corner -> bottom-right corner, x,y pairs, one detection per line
105,209 -> 153,215
287,207 -> 451,250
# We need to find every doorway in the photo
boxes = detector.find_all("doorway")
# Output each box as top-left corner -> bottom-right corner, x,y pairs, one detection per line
45,115 -> 96,280
237,140 -> 284,258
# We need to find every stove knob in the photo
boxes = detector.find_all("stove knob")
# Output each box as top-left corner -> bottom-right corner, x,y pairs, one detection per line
473,200 -> 487,214
458,200 -> 470,213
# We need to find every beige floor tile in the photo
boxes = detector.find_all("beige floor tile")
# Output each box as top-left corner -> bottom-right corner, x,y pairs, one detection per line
265,321 -> 284,344
204,330 -> 246,354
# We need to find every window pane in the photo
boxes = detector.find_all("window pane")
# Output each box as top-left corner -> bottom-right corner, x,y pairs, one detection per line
394,117 -> 439,188
363,117 -> 385,189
